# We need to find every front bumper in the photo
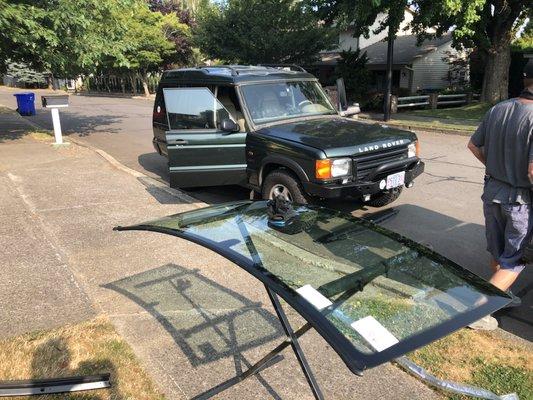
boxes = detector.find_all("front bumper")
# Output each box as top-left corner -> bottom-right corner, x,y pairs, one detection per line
303,160 -> 425,199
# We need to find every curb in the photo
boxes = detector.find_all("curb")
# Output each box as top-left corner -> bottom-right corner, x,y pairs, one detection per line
358,116 -> 475,136
67,137 -> 204,207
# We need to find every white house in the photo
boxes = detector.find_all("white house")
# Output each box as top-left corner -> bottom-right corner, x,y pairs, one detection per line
316,9 -> 466,94
335,9 -> 415,53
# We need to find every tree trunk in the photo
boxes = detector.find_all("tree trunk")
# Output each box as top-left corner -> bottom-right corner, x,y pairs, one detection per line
141,72 -> 150,97
481,42 -> 511,103
129,74 -> 137,95
47,73 -> 54,90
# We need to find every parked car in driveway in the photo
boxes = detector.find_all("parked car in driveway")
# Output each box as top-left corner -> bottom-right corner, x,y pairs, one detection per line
152,65 -> 424,207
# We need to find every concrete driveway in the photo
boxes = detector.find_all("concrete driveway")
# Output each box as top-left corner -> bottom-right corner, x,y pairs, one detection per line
1,87 -> 530,341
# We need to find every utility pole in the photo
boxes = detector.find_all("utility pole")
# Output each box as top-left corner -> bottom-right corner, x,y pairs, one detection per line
383,25 -> 395,121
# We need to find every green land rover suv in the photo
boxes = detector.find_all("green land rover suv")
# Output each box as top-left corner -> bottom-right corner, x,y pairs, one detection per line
152,65 -> 424,207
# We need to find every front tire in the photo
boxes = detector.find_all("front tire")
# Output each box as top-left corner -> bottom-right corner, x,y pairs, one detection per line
367,186 -> 403,208
262,170 -> 309,204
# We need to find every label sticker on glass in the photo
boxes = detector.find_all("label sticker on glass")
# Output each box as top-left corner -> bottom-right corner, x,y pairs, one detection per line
296,285 -> 332,310
351,316 -> 399,352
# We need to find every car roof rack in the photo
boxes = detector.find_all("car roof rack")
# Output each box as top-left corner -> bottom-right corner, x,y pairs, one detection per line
195,65 -> 241,76
259,64 -> 307,72
194,64 -> 308,77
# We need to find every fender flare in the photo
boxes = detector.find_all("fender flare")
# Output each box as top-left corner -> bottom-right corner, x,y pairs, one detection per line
259,156 -> 310,186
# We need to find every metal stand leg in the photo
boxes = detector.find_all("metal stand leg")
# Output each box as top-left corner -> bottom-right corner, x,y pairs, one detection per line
191,286 -> 323,400
265,286 -> 324,400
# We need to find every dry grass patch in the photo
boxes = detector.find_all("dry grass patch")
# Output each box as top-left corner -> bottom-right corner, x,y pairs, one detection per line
0,317 -> 165,400
29,130 -> 54,142
409,329 -> 533,399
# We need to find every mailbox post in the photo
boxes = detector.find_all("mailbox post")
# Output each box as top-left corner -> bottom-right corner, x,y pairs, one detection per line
41,95 -> 69,145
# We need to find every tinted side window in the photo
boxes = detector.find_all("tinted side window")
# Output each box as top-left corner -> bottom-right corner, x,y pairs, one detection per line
163,87 -> 231,130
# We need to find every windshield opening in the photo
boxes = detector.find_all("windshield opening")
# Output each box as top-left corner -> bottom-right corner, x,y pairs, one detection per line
241,81 -> 337,125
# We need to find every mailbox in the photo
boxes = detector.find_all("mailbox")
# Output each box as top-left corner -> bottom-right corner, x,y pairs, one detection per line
41,95 -> 69,108
41,95 -> 69,145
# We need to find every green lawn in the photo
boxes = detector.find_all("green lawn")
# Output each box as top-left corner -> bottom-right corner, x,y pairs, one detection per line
382,118 -> 477,134
408,329 -> 532,399
406,102 -> 491,122
366,102 -> 493,134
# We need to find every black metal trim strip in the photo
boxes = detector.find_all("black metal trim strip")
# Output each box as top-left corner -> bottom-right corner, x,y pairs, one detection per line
0,374 -> 110,397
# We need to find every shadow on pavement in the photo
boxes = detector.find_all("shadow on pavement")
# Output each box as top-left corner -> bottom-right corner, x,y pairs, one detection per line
0,112 -> 39,142
25,109 -> 124,137
138,152 -> 169,182
136,176 -> 192,205
138,151 -> 251,204
103,264 -> 284,397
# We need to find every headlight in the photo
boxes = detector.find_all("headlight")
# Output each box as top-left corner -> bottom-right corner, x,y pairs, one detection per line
315,158 -> 352,179
408,141 -> 420,158
331,158 -> 351,177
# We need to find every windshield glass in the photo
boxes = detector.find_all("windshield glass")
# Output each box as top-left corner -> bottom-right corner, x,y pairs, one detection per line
120,201 -> 509,361
240,81 -> 336,124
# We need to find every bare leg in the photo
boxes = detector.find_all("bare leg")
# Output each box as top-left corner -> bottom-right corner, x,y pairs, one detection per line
489,269 -> 520,291
490,258 -> 500,273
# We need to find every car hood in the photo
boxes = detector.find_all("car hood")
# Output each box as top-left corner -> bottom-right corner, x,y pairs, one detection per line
256,117 -> 417,158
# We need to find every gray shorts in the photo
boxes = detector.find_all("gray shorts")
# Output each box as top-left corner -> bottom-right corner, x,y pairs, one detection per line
483,202 -> 533,273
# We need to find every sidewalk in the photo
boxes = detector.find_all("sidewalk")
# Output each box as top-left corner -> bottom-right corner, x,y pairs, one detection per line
0,112 -> 440,399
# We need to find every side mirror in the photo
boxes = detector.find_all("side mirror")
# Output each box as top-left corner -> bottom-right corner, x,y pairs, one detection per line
340,103 -> 361,117
221,118 -> 240,133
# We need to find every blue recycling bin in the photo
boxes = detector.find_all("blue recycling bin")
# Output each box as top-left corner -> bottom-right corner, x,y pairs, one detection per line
13,92 -> 36,116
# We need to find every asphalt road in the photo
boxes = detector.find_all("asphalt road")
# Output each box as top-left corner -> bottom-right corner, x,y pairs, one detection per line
2,88 -> 531,341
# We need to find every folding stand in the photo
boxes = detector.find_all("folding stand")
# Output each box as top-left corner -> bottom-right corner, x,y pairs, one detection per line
191,285 -> 323,400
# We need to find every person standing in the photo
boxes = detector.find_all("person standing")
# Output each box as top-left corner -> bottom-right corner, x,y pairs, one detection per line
467,60 -> 533,330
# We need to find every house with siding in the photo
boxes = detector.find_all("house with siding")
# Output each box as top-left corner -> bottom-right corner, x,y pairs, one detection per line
361,33 -> 460,93
315,10 -> 466,94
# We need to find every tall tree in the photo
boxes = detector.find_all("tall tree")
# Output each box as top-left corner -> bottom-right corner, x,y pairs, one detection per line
411,0 -> 531,103
310,0 -> 531,103
114,2 -> 189,96
309,0 -> 407,40
147,0 -> 195,67
513,19 -> 533,52
0,0 -> 130,85
195,0 -> 337,64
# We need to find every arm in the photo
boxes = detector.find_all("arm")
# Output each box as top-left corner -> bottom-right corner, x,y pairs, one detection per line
468,140 -> 486,166
529,162 -> 533,184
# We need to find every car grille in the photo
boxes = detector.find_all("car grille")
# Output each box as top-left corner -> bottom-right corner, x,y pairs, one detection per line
353,146 -> 409,181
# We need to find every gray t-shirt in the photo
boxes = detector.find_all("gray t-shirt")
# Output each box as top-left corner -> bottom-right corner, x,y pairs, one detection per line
471,98 -> 533,204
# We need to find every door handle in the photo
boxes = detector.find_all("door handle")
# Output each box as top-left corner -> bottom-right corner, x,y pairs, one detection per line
172,139 -> 188,145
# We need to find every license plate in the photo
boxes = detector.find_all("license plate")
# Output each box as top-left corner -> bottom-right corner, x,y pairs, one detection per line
386,171 -> 405,189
